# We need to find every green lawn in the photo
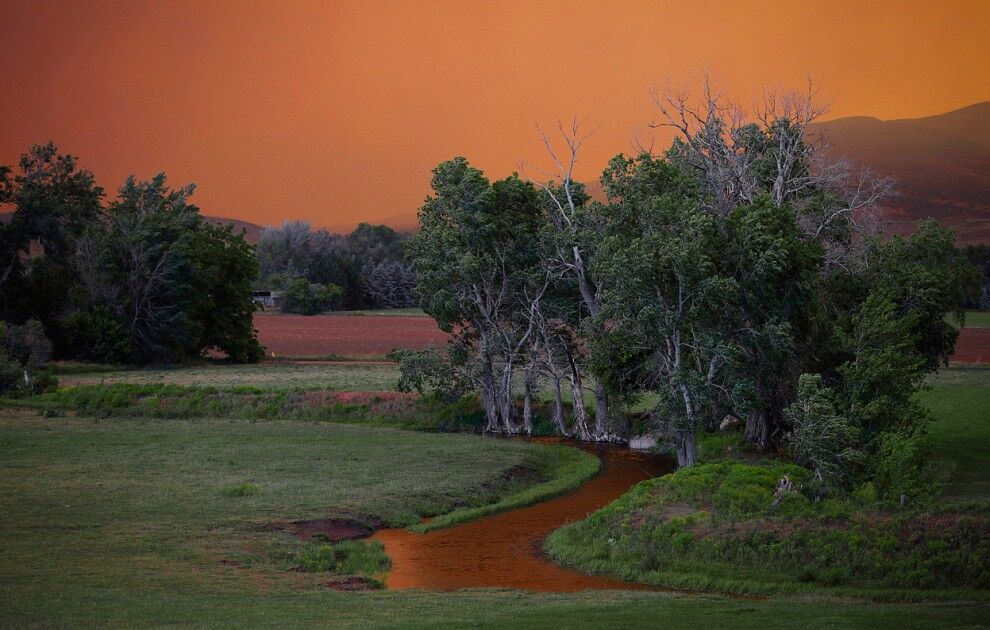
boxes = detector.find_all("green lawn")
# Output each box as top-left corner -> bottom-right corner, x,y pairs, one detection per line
332,308 -> 428,317
923,366 -> 990,498
948,310 -> 990,328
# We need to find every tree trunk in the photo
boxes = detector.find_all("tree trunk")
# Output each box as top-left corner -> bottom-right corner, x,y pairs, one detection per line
551,377 -> 568,435
744,409 -> 770,450
676,431 -> 697,468
522,365 -> 534,435
480,370 -> 500,433
568,360 -> 590,441
593,381 -> 610,440
500,365 -> 515,434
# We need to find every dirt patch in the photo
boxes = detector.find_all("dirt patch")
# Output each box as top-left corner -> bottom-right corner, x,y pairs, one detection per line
322,576 -> 380,591
266,515 -> 383,542
951,328 -> 990,364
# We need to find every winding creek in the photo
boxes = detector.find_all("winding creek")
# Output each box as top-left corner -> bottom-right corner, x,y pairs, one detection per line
371,440 -> 673,591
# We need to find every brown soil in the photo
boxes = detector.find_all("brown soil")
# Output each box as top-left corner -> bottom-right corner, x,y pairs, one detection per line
322,576 -> 380,591
952,328 -> 990,364
254,313 -> 448,358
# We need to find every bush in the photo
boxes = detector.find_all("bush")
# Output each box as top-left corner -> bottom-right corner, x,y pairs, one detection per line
293,540 -> 390,576
784,374 -> 862,492
61,306 -> 135,364
872,428 -> 939,505
282,279 -> 344,315
0,319 -> 56,395
389,344 -> 472,402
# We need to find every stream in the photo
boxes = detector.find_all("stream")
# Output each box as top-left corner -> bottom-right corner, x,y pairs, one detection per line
371,440 -> 673,591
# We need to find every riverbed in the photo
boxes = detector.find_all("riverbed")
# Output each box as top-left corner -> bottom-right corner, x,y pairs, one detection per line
371,441 -> 672,591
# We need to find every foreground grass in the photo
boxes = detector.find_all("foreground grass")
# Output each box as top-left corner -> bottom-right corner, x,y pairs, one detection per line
3,585 -> 987,628
0,410 -> 579,617
2,409 -> 988,625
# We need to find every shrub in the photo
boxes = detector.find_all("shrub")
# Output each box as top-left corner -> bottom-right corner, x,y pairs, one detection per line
282,279 -> 344,315
294,540 -> 390,576
872,428 -> 939,505
785,374 -> 863,492
0,319 -> 56,395
220,483 -> 260,497
389,344 -> 472,402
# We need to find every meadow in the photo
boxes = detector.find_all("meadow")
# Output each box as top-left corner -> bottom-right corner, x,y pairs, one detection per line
2,347 -> 989,626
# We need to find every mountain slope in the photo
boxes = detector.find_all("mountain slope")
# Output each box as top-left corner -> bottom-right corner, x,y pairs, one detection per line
814,102 -> 990,243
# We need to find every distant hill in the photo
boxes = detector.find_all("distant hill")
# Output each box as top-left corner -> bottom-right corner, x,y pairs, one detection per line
204,216 -> 264,243
584,103 -> 990,244
814,102 -> 990,244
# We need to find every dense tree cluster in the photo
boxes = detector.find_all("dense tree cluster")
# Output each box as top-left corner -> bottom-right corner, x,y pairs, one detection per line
405,82 -> 977,500
0,144 -> 263,364
256,222 -> 415,311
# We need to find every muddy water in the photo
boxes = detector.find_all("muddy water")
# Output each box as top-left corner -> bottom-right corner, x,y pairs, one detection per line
371,440 -> 673,592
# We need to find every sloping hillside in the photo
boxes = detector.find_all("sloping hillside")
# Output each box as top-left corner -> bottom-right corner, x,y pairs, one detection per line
815,102 -> 990,244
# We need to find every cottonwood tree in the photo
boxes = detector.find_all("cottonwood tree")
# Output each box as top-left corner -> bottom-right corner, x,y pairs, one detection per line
407,158 -> 550,433
0,144 -> 103,353
593,156 -> 751,466
523,119 -> 619,441
74,174 -> 263,363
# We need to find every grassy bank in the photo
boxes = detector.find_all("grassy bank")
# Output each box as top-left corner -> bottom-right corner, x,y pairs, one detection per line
544,367 -> 990,602
411,444 -> 600,532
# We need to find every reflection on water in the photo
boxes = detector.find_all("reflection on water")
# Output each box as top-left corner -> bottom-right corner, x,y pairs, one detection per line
371,438 -> 673,592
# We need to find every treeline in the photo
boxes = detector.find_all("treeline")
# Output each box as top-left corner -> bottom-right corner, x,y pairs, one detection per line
256,221 -> 415,312
0,143 -> 262,378
401,83 -> 978,502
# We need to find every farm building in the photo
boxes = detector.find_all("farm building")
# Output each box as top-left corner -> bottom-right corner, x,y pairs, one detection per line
251,290 -> 284,311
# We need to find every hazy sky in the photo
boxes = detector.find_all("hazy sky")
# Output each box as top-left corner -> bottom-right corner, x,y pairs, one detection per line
2,0 -> 988,230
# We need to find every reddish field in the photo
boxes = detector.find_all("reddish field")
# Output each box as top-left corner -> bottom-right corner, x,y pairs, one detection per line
254,313 -> 448,358
952,328 -> 990,364
254,313 -> 989,363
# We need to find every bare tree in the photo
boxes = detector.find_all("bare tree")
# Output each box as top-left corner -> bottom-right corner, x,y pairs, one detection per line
521,118 -> 618,441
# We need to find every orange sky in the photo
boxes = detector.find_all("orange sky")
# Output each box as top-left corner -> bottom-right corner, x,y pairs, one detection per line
2,0 -> 988,230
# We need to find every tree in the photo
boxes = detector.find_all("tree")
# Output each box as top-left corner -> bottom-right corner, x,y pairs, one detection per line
524,119 -> 616,440
0,143 -> 103,353
407,158 -> 550,433
0,319 -> 56,394
256,221 -> 415,310
282,278 -> 344,315
593,156 -> 738,466
785,374 -> 862,492
74,174 -> 262,363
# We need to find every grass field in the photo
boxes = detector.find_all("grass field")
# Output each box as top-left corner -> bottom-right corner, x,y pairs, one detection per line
922,366 -> 990,498
954,310 -> 990,328
57,362 -> 402,390
0,406 -> 985,626
2,364 -> 989,625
